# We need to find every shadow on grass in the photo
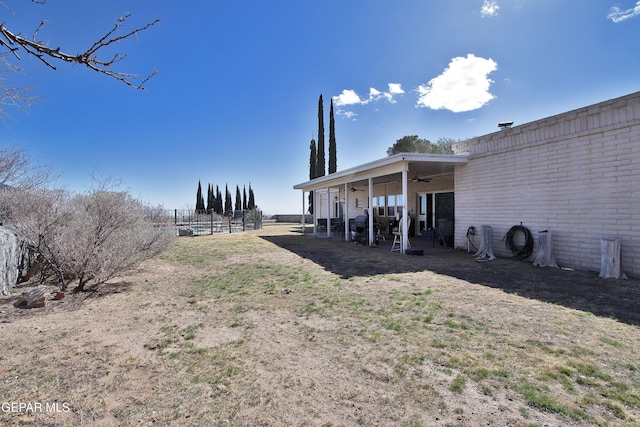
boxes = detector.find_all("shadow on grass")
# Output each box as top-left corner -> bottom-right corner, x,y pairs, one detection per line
261,232 -> 640,326
261,234 -> 429,278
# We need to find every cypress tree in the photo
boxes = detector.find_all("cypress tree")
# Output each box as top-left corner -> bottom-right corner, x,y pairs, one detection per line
316,94 -> 325,177
235,185 -> 242,214
243,185 -> 248,210
206,183 -> 214,213
329,98 -> 337,174
224,184 -> 233,216
248,183 -> 256,210
309,138 -> 317,180
196,181 -> 205,212
215,185 -> 223,214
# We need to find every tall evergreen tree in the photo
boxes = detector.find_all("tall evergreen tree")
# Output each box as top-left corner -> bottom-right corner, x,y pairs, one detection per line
206,183 -> 214,213
316,94 -> 326,177
243,185 -> 248,210
224,184 -> 233,216
329,98 -> 337,174
309,138 -> 317,180
309,138 -> 317,214
215,185 -> 223,214
235,185 -> 242,214
196,180 -> 205,212
248,183 -> 256,210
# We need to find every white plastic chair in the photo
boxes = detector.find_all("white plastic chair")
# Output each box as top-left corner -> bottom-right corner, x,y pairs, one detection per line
391,216 -> 411,252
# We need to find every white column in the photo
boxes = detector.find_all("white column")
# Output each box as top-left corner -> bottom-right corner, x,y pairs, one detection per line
326,187 -> 331,238
344,183 -> 350,242
368,177 -> 374,246
301,191 -> 306,235
402,168 -> 408,254
313,190 -> 318,237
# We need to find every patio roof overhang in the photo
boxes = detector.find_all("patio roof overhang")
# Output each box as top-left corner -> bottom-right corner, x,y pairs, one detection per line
293,152 -> 469,253
293,152 -> 469,192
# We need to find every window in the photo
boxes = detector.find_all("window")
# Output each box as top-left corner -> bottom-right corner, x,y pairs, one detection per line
373,196 -> 385,216
385,195 -> 403,217
334,198 -> 343,218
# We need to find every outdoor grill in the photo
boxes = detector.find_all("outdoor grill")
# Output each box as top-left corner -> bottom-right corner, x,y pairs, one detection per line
350,214 -> 369,243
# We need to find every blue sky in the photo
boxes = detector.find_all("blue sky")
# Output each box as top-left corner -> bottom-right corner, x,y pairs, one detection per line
1,0 -> 639,214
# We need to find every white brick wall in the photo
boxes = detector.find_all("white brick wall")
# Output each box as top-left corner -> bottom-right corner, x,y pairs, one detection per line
454,91 -> 640,277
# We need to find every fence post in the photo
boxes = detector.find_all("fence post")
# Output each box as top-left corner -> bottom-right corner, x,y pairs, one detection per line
210,211 -> 214,235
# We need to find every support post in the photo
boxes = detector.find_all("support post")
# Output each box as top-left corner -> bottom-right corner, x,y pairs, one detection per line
368,178 -> 374,246
326,187 -> 331,238
401,168 -> 408,254
313,190 -> 318,237
344,183 -> 350,242
301,191 -> 306,235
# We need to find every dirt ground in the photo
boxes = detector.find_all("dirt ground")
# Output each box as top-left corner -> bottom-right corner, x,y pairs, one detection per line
0,224 -> 639,426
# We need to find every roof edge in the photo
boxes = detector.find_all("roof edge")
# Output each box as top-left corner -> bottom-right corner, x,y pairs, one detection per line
293,152 -> 468,190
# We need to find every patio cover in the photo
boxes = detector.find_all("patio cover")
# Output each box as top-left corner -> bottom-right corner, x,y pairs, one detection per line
293,152 -> 469,253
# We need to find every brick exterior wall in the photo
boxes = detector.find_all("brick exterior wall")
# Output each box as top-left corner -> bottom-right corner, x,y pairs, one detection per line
454,91 -> 640,277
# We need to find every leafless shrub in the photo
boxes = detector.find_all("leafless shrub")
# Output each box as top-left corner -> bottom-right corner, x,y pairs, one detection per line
0,145 -> 53,191
4,186 -> 174,292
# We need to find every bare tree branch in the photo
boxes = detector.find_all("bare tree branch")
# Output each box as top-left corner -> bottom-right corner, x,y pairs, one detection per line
0,12 -> 159,89
0,54 -> 40,120
0,145 -> 53,190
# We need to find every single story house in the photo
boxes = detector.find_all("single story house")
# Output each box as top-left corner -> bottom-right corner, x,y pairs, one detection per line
294,90 -> 640,277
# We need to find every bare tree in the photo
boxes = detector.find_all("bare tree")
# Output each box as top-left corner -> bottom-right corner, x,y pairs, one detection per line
0,1 -> 159,104
1,186 -> 73,284
3,184 -> 174,292
0,145 -> 55,295
0,145 -> 52,190
0,54 -> 39,117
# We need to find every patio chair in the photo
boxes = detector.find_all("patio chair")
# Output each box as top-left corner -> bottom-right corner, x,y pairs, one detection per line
391,216 -> 411,252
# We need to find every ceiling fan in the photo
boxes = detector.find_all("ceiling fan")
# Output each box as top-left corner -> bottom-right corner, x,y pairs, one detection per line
412,173 -> 431,183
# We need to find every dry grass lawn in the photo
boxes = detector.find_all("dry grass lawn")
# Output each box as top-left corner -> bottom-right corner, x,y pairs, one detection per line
0,224 -> 639,426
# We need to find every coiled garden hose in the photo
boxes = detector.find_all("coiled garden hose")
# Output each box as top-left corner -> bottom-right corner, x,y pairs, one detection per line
503,224 -> 533,259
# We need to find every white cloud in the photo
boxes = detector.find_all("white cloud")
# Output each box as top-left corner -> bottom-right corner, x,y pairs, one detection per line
416,54 -> 498,113
481,0 -> 500,17
388,83 -> 404,95
368,83 -> 405,103
368,87 -> 381,100
385,83 -> 405,103
607,1 -> 640,22
333,89 -> 365,106
333,83 -> 404,117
